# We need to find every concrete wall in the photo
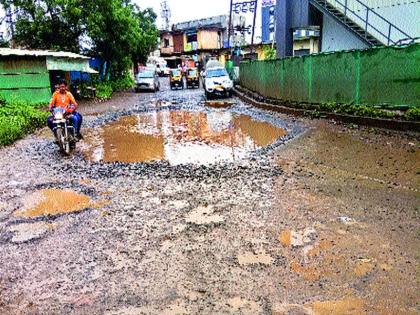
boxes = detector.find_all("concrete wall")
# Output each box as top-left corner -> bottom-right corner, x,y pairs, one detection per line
324,0 -> 419,44
373,2 -> 420,40
294,38 -> 319,55
173,33 -> 184,54
198,30 -> 221,50
160,33 -> 174,55
321,14 -> 368,52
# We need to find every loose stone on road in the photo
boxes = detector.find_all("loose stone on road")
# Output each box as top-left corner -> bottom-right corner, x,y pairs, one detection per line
0,78 -> 419,314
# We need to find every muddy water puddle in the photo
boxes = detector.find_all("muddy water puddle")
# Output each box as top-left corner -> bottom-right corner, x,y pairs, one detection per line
84,110 -> 287,165
15,189 -> 103,218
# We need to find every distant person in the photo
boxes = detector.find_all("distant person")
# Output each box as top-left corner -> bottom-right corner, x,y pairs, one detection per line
47,80 -> 83,140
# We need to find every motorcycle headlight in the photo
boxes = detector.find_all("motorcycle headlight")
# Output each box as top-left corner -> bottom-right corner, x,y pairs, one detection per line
55,112 -> 64,120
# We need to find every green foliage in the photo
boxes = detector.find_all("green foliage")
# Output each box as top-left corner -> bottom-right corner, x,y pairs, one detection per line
3,0 -> 85,52
1,0 -> 159,78
110,73 -> 134,92
316,102 -> 398,119
96,82 -> 113,99
263,46 -> 276,60
95,73 -> 133,99
404,107 -> 420,121
0,100 -> 49,146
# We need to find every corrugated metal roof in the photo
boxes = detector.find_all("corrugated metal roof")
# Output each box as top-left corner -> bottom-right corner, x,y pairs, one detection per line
0,48 -> 90,59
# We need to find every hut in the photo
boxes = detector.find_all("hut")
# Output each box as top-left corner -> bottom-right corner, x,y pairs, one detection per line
0,48 -> 97,105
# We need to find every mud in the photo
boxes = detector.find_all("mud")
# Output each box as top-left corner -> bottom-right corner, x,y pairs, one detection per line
0,78 -> 418,314
84,110 -> 287,165
15,189 -> 96,218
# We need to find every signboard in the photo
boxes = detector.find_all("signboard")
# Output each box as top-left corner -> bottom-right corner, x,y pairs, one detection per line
262,0 -> 275,7
262,0 -> 276,43
229,0 -> 258,47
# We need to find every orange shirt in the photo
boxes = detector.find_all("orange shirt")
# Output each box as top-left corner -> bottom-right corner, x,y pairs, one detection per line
49,91 -> 78,110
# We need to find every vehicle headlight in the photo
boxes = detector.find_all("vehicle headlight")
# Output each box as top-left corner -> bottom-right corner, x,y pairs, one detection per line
223,80 -> 233,87
55,112 -> 64,120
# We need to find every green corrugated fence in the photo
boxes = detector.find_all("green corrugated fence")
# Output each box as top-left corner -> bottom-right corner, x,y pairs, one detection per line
240,44 -> 420,108
0,56 -> 51,105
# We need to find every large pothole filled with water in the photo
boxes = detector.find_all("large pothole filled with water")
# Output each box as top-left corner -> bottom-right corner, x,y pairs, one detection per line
84,110 -> 288,165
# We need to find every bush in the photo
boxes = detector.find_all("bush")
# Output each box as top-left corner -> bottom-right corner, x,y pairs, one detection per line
0,100 -> 49,146
110,73 -> 134,92
404,107 -> 420,121
316,102 -> 398,119
96,82 -> 113,99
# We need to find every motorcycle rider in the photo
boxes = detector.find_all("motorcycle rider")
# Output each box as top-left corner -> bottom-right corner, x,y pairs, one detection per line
47,79 -> 83,140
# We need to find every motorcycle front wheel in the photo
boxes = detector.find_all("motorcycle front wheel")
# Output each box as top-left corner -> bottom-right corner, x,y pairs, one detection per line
56,128 -> 73,156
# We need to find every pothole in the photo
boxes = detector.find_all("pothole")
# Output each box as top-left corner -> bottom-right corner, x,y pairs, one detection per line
14,189 -> 103,218
83,110 -> 287,165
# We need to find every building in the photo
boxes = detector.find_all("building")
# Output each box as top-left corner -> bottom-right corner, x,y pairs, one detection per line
275,0 -> 419,57
159,15 -> 228,68
0,48 -> 97,104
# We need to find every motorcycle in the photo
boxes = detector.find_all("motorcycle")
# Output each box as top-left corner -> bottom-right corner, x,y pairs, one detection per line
52,107 -> 77,155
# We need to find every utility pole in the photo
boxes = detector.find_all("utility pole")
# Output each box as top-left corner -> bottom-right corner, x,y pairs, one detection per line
228,0 -> 234,48
251,0 -> 258,46
160,0 -> 171,30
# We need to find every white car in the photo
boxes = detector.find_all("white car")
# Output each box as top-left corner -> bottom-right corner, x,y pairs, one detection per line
204,67 -> 233,99
135,69 -> 160,92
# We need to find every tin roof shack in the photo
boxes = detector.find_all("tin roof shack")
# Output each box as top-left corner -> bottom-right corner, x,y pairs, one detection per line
0,49 -> 97,105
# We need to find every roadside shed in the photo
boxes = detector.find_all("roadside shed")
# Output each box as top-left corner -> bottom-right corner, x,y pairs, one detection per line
0,49 -> 97,105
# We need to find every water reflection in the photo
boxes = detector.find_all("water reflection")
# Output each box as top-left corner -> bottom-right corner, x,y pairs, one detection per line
85,110 -> 287,165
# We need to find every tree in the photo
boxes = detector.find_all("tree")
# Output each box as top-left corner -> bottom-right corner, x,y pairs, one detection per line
84,0 -> 158,77
0,0 -> 85,52
133,8 -> 159,65
0,0 -> 159,77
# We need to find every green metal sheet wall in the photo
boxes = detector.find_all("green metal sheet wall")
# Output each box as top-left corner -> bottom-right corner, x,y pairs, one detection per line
240,44 -> 420,107
0,56 -> 51,105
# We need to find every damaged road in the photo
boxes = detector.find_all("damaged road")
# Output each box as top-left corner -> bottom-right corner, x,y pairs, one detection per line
0,79 -> 419,314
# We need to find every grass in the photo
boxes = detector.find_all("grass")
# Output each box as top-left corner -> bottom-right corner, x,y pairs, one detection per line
300,102 -> 419,121
0,98 -> 49,146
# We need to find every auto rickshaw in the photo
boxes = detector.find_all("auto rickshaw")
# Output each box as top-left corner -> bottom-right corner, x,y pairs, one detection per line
186,68 -> 200,89
169,69 -> 183,90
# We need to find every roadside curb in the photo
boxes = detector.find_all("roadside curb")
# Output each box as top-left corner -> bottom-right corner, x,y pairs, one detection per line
233,86 -> 420,132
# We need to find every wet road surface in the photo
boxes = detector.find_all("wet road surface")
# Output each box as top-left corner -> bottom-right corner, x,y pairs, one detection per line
0,78 -> 419,314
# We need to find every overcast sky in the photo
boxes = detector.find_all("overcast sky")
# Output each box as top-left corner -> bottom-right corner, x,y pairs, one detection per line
1,1 -> 265,41
134,0 -> 232,28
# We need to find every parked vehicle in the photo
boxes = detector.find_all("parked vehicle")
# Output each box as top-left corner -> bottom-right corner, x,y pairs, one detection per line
156,64 -> 171,76
205,60 -> 223,70
147,56 -> 170,76
135,69 -> 160,92
201,59 -> 224,79
186,68 -> 200,89
70,81 -> 82,100
52,107 -> 77,155
170,69 -> 184,90
203,67 -> 233,99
